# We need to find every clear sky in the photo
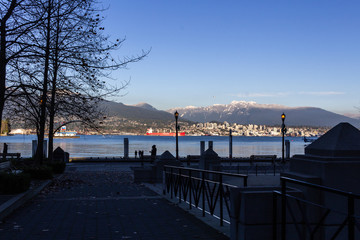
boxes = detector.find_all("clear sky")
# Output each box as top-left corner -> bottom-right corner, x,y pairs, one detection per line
101,0 -> 360,117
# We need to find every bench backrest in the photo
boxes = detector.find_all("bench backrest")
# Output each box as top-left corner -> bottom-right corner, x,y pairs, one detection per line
250,155 -> 276,160
0,161 -> 11,170
0,153 -> 21,158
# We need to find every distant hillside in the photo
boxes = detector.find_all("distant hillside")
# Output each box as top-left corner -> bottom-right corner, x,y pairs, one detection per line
132,102 -> 158,111
99,100 -> 190,124
167,101 -> 360,127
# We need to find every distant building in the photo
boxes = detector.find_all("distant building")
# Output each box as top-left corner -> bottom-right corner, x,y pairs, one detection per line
10,129 -> 26,134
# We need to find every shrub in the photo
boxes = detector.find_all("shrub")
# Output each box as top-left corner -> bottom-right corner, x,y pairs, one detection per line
23,166 -> 53,180
0,172 -> 31,194
11,158 -> 35,169
48,162 -> 66,174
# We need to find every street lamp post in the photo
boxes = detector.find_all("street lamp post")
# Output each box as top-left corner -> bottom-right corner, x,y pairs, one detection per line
174,111 -> 179,160
281,113 -> 287,163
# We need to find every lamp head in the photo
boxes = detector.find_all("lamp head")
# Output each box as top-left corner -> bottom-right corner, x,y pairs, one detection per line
174,111 -> 179,119
281,113 -> 286,120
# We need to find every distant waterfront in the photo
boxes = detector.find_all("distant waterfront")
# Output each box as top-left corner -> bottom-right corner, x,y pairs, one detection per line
0,135 -> 308,158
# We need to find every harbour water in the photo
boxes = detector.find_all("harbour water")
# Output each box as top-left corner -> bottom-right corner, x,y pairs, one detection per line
0,135 -> 308,158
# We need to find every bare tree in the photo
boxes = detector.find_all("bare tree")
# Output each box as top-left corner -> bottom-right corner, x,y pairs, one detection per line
6,0 -> 149,163
45,0 -> 148,162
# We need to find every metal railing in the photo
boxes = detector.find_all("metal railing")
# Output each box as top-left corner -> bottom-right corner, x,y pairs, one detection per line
273,176 -> 360,240
163,165 -> 248,226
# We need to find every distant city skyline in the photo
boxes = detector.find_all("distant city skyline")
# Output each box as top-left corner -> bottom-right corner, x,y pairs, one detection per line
101,0 -> 360,117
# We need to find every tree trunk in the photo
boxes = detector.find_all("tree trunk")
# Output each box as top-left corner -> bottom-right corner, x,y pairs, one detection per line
0,18 -> 7,132
48,4 -> 61,163
48,89 -> 55,162
35,0 -> 52,164
0,0 -> 17,133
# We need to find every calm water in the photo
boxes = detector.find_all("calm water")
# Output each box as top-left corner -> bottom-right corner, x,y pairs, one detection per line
0,135 -> 308,158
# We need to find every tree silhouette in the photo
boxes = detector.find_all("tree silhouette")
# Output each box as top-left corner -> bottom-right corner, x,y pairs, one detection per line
4,0 -> 149,163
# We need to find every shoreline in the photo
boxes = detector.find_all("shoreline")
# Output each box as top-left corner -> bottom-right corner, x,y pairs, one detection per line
0,135 -> 307,159
3,133 -> 315,138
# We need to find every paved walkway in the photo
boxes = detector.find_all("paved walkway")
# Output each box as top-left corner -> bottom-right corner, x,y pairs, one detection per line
0,163 -> 229,239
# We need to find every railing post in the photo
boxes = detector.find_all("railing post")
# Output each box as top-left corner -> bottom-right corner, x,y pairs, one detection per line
273,192 -> 278,240
189,170 -> 192,209
202,171 -> 205,217
274,164 -> 276,176
281,178 -> 286,240
348,195 -> 355,240
170,167 -> 173,199
219,173 -> 223,226
244,176 -> 248,187
163,167 -> 167,195
179,168 -> 182,203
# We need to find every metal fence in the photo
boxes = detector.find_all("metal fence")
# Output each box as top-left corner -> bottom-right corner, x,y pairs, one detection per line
273,176 -> 360,240
163,165 -> 248,226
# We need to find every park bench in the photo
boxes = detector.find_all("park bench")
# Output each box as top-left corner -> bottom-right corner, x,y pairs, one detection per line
186,155 -> 201,161
185,155 -> 201,166
0,153 -> 21,161
249,155 -> 277,165
0,153 -> 21,171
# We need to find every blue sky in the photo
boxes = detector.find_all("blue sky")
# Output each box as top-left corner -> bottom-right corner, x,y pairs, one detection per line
101,0 -> 360,117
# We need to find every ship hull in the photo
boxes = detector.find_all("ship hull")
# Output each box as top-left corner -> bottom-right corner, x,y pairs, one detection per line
146,132 -> 185,136
54,131 -> 79,138
54,135 -> 80,138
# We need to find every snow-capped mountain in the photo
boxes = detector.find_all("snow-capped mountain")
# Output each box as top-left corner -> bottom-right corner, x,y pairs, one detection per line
167,101 -> 360,127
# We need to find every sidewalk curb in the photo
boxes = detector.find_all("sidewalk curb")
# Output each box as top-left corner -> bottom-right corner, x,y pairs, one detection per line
0,179 -> 52,221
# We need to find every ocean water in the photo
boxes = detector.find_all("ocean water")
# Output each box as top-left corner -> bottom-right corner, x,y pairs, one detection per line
0,135 -> 308,158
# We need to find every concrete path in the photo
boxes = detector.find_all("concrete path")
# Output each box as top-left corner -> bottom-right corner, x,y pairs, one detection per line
0,163 -> 228,240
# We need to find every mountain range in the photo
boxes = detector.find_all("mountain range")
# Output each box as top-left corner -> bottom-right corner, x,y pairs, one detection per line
102,100 -> 360,127
99,100 -> 175,123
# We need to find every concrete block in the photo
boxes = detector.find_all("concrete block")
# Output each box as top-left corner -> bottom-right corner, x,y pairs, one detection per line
230,186 -> 304,240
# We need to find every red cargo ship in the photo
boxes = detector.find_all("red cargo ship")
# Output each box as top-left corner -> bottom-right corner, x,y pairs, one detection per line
145,128 -> 185,136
